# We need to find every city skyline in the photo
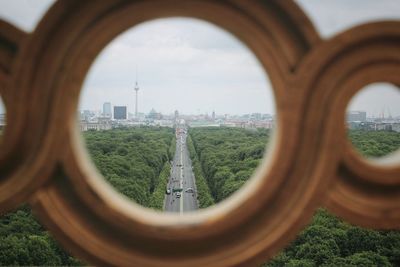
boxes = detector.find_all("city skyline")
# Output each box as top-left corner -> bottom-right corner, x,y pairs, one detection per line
80,101 -> 399,120
78,80 -> 400,118
81,102 -> 275,118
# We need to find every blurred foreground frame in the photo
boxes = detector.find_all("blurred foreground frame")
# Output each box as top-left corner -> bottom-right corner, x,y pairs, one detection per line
0,1 -> 399,266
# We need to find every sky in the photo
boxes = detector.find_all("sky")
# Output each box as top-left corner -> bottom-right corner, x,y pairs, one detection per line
0,0 -> 399,116
80,18 -> 273,115
348,83 -> 400,119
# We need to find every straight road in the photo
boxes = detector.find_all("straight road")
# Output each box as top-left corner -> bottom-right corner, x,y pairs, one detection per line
164,129 -> 198,213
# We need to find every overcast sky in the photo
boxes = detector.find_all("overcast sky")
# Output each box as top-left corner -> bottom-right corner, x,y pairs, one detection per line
0,0 -> 399,116
80,18 -> 273,115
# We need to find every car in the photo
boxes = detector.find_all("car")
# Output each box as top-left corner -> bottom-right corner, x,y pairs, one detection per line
166,188 -> 171,195
176,192 -> 181,198
185,188 -> 194,193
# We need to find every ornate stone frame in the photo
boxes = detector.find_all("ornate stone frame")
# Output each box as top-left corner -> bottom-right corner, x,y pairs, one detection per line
0,1 -> 399,266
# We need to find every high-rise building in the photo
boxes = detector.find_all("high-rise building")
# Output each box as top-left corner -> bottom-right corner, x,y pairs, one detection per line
114,106 -> 127,120
103,102 -> 111,117
347,111 -> 366,122
82,110 -> 91,121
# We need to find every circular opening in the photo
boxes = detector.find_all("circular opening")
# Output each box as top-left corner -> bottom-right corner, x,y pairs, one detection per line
78,18 -> 275,213
346,82 -> 400,164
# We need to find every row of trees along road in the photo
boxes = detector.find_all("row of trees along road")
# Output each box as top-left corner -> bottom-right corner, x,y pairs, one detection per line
189,127 -> 268,202
0,127 -> 175,265
85,127 -> 175,209
188,127 -> 400,267
0,127 -> 399,265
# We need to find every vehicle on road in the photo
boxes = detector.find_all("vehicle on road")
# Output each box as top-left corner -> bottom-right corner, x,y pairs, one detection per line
185,188 -> 194,193
173,188 -> 183,193
176,192 -> 181,198
166,188 -> 171,195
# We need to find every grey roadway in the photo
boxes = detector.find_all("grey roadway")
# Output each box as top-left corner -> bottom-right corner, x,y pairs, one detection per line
164,131 -> 198,213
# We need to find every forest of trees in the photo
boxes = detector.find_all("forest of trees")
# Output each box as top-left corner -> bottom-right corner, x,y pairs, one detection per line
348,130 -> 400,158
84,127 -> 175,208
189,127 -> 269,203
188,127 -> 400,266
0,127 -> 175,265
0,126 -> 399,266
0,205 -> 81,266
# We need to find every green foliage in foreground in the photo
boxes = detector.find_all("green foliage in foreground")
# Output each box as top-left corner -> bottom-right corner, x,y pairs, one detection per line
0,127 -> 175,266
0,205 -> 81,266
264,209 -> 399,267
188,127 -> 400,266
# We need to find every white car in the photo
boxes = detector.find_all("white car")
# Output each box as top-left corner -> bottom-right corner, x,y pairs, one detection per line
176,192 -> 181,198
185,188 -> 194,193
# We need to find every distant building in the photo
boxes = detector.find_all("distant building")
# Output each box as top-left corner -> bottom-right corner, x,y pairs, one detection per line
262,114 -> 273,120
347,111 -> 366,122
251,113 -> 262,120
347,121 -> 400,132
0,113 -> 5,129
148,108 -> 162,120
249,120 -> 274,129
82,110 -> 92,121
103,102 -> 112,117
392,123 -> 400,132
188,121 -> 220,127
80,120 -> 112,132
375,123 -> 392,131
114,106 -> 127,120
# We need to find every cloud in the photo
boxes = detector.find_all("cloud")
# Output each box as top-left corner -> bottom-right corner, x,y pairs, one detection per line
80,18 -> 275,115
295,0 -> 400,38
0,0 -> 54,32
349,83 -> 400,117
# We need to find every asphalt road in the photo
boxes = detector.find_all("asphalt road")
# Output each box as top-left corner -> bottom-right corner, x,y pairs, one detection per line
164,130 -> 198,213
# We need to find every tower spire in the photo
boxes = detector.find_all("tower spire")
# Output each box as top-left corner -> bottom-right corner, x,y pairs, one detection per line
134,68 -> 139,118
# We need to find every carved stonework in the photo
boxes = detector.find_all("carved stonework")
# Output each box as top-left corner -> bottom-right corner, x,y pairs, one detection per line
0,1 -> 398,266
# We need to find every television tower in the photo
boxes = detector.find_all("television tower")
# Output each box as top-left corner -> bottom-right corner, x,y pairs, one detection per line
134,70 -> 139,118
